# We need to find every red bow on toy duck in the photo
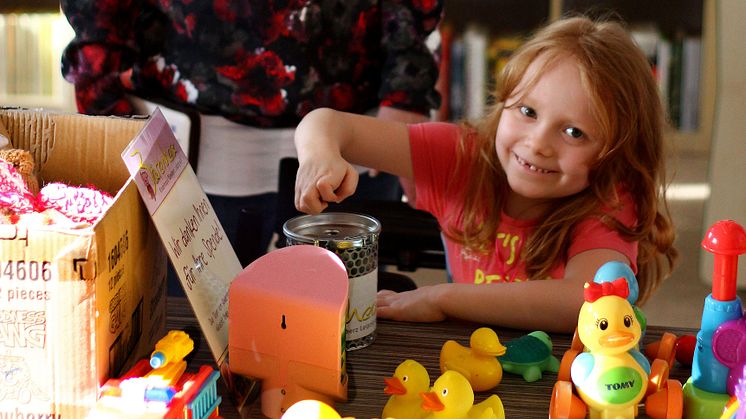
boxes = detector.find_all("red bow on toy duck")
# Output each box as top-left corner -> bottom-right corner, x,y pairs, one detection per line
583,278 -> 629,303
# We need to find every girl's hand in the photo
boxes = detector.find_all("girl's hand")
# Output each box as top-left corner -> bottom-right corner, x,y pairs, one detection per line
294,108 -> 361,214
376,286 -> 447,323
294,154 -> 358,214
293,107 -> 414,214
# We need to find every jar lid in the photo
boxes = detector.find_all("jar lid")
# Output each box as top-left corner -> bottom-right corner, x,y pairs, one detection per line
283,212 -> 381,249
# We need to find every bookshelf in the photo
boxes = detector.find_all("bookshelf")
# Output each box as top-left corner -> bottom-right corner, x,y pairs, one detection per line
0,10 -> 76,112
440,0 -> 715,154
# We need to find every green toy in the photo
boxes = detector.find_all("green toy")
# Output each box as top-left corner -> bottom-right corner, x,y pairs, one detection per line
498,331 -> 560,382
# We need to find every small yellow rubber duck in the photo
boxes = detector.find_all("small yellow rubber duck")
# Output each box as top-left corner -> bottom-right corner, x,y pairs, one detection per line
420,370 -> 505,419
281,399 -> 354,419
382,359 -> 430,419
440,327 -> 507,391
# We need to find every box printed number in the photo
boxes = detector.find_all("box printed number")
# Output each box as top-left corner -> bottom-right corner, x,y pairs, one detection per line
1,261 -> 52,282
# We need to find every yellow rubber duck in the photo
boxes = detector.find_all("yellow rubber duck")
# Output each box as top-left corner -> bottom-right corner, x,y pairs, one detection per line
281,399 -> 354,419
440,327 -> 507,391
382,359 -> 430,419
420,370 -> 505,419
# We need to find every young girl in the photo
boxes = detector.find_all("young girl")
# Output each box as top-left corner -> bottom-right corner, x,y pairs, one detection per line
293,16 -> 678,333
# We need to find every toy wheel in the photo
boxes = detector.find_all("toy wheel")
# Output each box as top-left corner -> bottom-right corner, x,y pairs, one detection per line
645,379 -> 683,419
570,328 -> 584,352
647,358 -> 670,396
665,379 -> 684,419
557,349 -> 580,382
656,333 -> 678,367
644,332 -> 677,367
549,380 -> 586,419
644,340 -> 660,365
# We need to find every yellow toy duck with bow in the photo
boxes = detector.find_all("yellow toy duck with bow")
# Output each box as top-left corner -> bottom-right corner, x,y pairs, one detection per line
570,278 -> 650,417
382,359 -> 430,419
440,327 -> 507,392
550,265 -> 684,419
420,370 -> 505,419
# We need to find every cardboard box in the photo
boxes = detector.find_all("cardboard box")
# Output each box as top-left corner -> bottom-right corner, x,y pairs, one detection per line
0,108 -> 167,417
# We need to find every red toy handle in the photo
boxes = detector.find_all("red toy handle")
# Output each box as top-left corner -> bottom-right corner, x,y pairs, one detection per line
701,220 -> 746,301
712,255 -> 738,301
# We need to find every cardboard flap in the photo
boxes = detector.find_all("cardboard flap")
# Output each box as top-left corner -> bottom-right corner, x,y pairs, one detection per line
0,109 -> 148,195
47,114 -> 147,195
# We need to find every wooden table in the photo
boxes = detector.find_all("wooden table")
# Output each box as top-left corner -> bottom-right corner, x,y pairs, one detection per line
167,297 -> 695,418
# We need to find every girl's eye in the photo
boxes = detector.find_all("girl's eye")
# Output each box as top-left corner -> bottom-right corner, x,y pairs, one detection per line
519,106 -> 536,118
564,127 -> 584,139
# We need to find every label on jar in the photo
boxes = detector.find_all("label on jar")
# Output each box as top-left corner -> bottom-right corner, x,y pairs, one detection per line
345,268 -> 377,342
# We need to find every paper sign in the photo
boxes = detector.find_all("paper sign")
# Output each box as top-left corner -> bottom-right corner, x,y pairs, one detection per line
121,108 -> 255,413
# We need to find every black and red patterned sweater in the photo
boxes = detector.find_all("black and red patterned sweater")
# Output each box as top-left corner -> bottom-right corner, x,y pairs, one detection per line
61,0 -> 442,128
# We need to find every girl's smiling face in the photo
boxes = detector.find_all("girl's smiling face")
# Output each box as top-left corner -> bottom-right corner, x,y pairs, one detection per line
495,55 -> 603,218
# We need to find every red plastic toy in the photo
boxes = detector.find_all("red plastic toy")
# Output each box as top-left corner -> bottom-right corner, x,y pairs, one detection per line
90,331 -> 222,418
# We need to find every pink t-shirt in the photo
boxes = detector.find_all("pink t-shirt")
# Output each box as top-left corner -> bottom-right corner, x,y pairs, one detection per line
409,122 -> 638,284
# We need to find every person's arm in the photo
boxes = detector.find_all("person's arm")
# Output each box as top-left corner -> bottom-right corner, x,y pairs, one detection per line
377,249 -> 631,333
374,106 -> 430,202
60,0 -> 141,115
294,108 -> 413,214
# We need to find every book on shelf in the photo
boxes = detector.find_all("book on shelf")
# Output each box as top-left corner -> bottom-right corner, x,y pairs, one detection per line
485,36 -> 523,106
656,38 -> 672,115
448,35 -> 465,121
679,35 -> 702,132
463,24 -> 488,120
667,33 -> 684,129
0,12 -> 75,110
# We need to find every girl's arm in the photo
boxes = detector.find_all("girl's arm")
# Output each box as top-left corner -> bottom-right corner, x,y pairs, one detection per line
294,108 -> 413,214
375,106 -> 431,203
377,248 -> 630,333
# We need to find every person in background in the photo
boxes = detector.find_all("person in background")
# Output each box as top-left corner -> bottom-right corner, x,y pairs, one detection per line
293,16 -> 678,333
60,1 -> 442,291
